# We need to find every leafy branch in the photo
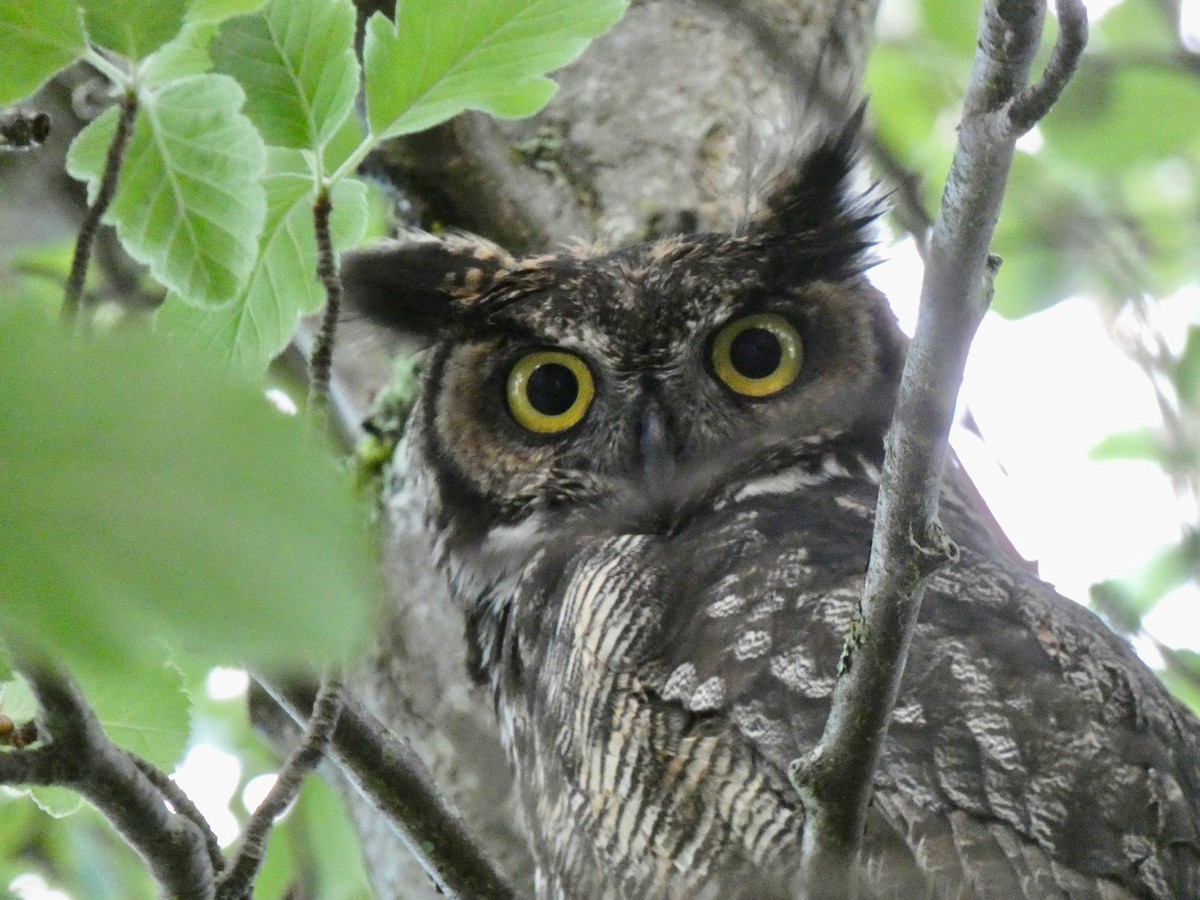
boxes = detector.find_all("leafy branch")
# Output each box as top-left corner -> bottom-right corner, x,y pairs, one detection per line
0,305 -> 381,895
792,1 -> 1089,896
0,659 -> 366,900
0,0 -> 628,894
1,655 -> 219,900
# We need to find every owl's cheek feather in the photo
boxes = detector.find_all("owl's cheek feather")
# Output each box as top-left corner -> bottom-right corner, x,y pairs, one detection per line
434,340 -> 558,495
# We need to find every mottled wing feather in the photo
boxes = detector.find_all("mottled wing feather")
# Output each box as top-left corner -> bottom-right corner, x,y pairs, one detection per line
639,467 -> 1200,899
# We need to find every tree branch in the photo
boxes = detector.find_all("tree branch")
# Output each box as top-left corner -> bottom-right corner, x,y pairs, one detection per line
129,754 -> 226,879
1006,2 -> 1090,135
7,656 -> 217,900
792,2 -> 1088,896
308,187 -> 343,413
257,677 -> 517,900
218,673 -> 345,900
864,127 -> 933,258
63,87 -> 138,322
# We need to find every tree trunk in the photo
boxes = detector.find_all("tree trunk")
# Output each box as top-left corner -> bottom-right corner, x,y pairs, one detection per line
341,1 -> 880,896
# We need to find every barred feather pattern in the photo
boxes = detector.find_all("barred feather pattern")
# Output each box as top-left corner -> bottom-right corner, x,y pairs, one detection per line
427,443 -> 1200,900
358,121 -> 1200,899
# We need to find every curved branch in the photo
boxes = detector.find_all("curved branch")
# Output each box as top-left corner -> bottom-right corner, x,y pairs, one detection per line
129,754 -> 226,878
218,673 -> 345,900
1007,0 -> 1089,135
257,677 -> 517,900
10,657 -> 217,900
794,1 -> 1088,895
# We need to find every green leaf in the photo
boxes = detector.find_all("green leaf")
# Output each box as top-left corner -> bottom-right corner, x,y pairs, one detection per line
988,240 -> 1071,319
1092,0 -> 1179,53
0,0 -> 86,103
1089,428 -> 1164,463
66,74 -> 267,306
864,43 -> 962,167
1044,66 -> 1200,171
80,0 -> 189,60
0,666 -> 186,812
1089,427 -> 1199,471
1160,650 -> 1200,716
86,661 -> 191,771
918,0 -> 979,51
294,777 -> 376,899
1175,326 -> 1200,410
364,0 -> 627,140
0,794 -> 39,856
212,0 -> 358,151
157,151 -> 368,373
0,678 -> 86,817
188,0 -> 267,25
1091,532 -> 1200,629
64,104 -> 119,197
138,21 -> 219,88
29,787 -> 85,819
0,305 -> 378,674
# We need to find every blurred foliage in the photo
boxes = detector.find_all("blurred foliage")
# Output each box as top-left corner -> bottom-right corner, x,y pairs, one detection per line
869,0 -> 1200,714
2,0 -> 1199,896
1,0 -> 628,893
869,0 -> 1200,319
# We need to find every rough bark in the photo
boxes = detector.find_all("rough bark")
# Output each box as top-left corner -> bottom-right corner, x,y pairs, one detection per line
341,1 -> 880,896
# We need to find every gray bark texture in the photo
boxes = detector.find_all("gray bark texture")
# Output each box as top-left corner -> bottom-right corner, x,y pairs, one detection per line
340,1 -> 880,896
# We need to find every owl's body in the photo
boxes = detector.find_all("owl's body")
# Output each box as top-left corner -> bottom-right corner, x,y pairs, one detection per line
347,123 -> 1200,898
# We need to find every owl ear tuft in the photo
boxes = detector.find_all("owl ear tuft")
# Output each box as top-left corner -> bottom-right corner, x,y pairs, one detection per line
755,104 -> 882,282
341,232 -> 516,338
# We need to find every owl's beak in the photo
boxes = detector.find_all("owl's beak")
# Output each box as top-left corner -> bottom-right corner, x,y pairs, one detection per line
639,399 -> 677,485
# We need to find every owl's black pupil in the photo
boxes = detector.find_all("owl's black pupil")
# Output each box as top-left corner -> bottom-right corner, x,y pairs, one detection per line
729,327 -> 782,379
527,363 -> 579,416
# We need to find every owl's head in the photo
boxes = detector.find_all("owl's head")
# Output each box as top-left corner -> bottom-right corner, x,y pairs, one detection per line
345,117 -> 905,548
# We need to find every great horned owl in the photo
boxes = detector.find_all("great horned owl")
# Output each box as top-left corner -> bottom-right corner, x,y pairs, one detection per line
344,120 -> 1200,899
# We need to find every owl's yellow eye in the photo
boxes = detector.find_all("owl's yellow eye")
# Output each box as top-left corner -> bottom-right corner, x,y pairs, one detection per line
507,351 -> 595,433
711,313 -> 803,397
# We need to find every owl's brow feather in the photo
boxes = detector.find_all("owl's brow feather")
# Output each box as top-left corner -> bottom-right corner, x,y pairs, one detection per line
454,262 -> 565,324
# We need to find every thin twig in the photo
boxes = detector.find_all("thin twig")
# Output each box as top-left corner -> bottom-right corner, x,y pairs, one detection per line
285,324 -> 364,449
63,87 -> 138,323
1006,0 -> 1089,135
129,754 -> 226,878
1118,297 -> 1200,511
217,673 -> 346,900
792,2 -> 1088,896
308,186 -> 343,413
7,655 -> 217,900
257,677 -> 517,900
0,107 -> 51,151
863,128 -> 932,258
